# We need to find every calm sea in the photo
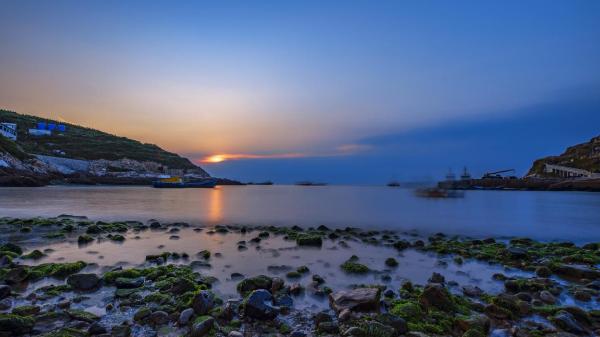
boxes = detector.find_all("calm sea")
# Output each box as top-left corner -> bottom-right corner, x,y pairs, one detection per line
1,185 -> 599,242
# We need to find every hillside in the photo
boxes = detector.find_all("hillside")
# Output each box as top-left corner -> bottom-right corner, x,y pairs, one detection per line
528,135 -> 600,176
0,109 -> 201,170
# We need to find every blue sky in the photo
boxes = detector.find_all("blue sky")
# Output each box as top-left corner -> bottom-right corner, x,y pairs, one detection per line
0,1 -> 599,183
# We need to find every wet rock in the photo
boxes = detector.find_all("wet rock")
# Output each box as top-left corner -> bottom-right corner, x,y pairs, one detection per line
289,283 -> 304,295
230,272 -> 244,280
329,287 -> 380,313
384,289 -> 395,298
313,311 -> 333,325
271,277 -> 285,293
550,310 -> 586,335
338,308 -> 352,322
179,308 -> 194,325
244,289 -> 278,320
4,267 -> 29,284
317,321 -> 339,334
115,277 -> 143,289
0,314 -> 35,335
133,307 -> 151,322
111,323 -> 131,337
169,277 -> 196,294
296,234 -> 323,246
462,285 -> 483,297
12,305 -> 40,316
0,285 -> 11,299
344,327 -> 364,336
573,290 -> 591,302
0,299 -> 11,311
428,272 -> 445,284
554,264 -> 600,281
539,290 -> 556,304
190,261 -> 211,269
506,247 -> 528,259
420,283 -> 454,311
274,294 -> 293,309
516,292 -> 533,302
236,275 -> 272,294
149,311 -> 170,325
312,274 -> 325,284
228,332 -> 243,337
89,322 -> 107,335
192,290 -> 215,315
67,273 -> 100,290
66,309 -> 100,323
536,266 -> 552,277
376,313 -> 408,334
484,304 -> 511,320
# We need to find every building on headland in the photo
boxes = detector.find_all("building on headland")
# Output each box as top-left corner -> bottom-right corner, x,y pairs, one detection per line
543,163 -> 600,179
0,123 -> 17,141
28,121 -> 67,136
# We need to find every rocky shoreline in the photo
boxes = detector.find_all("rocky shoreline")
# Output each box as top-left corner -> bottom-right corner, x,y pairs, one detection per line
0,217 -> 598,337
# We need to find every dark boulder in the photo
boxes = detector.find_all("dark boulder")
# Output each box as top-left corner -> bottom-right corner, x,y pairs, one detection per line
67,273 -> 100,290
192,290 -> 215,315
244,289 -> 278,320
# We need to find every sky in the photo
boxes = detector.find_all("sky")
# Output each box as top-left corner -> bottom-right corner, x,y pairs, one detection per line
1,1 -> 599,183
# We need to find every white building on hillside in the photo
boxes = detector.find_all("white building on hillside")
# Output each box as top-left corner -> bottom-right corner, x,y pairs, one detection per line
0,123 -> 17,141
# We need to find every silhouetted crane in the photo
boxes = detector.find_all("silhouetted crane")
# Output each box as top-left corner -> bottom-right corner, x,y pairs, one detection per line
482,169 -> 516,179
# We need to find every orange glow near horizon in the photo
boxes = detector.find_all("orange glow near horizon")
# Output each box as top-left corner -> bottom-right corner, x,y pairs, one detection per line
200,153 -> 306,164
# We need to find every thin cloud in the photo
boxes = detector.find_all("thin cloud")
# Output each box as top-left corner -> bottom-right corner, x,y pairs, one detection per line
198,143 -> 372,164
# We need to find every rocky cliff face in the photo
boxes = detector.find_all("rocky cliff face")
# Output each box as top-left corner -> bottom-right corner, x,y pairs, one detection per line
528,135 -> 600,177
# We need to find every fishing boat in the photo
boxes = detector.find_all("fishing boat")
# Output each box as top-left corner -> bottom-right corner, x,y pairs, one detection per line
152,176 -> 217,188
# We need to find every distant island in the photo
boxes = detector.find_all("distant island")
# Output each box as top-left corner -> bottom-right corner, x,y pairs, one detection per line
0,109 -> 227,186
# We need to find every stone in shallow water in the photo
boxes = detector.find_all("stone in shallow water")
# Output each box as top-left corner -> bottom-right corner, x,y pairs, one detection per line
192,290 -> 215,315
462,285 -> 483,297
178,308 -> 194,326
67,273 -> 100,291
191,316 -> 214,337
115,277 -> 143,289
555,264 -> 600,281
550,310 -> 586,335
244,289 -> 278,320
0,285 -> 11,300
329,287 -> 380,313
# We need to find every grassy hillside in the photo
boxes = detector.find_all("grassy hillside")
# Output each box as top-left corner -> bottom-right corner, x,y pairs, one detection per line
528,135 -> 600,176
0,109 -> 198,169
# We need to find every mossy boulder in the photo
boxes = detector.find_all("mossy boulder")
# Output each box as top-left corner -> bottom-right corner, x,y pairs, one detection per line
237,275 -> 273,295
0,314 -> 35,335
296,234 -> 322,247
340,260 -> 370,274
0,243 -> 22,255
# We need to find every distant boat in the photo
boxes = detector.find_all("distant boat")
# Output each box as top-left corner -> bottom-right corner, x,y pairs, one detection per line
295,181 -> 327,186
415,187 -> 464,198
152,177 -> 217,188
387,181 -> 400,187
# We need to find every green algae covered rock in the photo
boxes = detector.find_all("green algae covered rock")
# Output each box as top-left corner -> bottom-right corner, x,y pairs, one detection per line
0,314 -> 35,335
237,275 -> 273,295
296,234 -> 322,247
